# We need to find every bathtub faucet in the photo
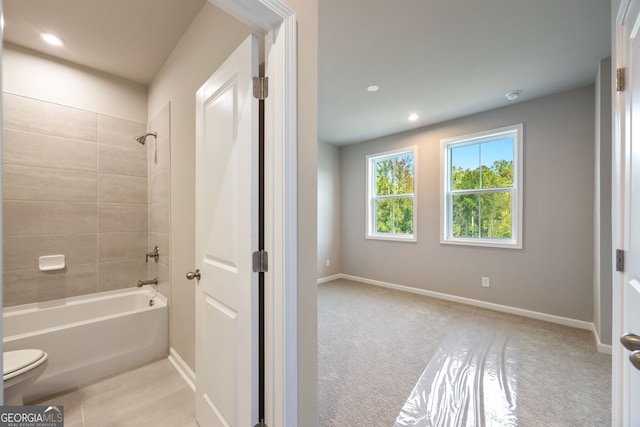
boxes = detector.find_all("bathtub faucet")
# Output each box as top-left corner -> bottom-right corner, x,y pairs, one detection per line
146,246 -> 159,263
137,278 -> 158,287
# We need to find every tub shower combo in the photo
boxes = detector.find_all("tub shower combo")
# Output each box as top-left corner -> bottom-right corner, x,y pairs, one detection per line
3,131 -> 168,404
4,285 -> 168,403
3,246 -> 167,404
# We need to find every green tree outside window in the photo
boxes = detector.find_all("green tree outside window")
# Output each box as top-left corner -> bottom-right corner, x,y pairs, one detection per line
368,150 -> 415,239
449,137 -> 514,240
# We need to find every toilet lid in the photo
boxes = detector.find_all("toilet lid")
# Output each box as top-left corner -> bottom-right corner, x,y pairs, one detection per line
3,349 -> 47,380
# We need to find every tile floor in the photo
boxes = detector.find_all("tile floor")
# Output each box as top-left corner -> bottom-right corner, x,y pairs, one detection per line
32,358 -> 196,427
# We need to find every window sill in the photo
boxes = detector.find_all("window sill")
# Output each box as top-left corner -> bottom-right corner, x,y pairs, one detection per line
440,237 -> 521,250
367,234 -> 417,243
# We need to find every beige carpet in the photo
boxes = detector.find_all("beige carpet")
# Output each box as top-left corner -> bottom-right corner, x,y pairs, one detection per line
318,279 -> 611,427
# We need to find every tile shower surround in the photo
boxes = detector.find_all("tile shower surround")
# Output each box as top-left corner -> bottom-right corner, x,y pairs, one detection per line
2,93 -> 169,307
147,104 -> 171,300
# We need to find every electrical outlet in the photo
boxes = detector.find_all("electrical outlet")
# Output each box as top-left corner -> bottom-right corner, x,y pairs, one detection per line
482,277 -> 490,288
325,259 -> 331,267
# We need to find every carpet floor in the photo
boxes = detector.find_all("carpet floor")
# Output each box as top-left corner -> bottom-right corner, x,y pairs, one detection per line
318,279 -> 611,427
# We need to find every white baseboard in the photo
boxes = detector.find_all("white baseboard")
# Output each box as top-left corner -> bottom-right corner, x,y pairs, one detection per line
317,274 -> 342,284
323,273 -> 611,354
168,347 -> 196,391
591,325 -> 613,354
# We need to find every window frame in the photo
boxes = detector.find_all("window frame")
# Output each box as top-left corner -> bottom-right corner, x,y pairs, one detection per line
440,124 -> 523,249
366,146 -> 418,242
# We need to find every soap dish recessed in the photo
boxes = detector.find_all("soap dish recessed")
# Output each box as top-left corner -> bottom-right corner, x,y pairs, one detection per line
39,255 -> 66,272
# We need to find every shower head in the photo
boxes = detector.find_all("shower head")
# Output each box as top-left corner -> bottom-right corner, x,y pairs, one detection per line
136,132 -> 157,145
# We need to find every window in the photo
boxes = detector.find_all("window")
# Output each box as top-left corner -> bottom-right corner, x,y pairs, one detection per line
441,124 -> 523,248
366,147 -> 417,241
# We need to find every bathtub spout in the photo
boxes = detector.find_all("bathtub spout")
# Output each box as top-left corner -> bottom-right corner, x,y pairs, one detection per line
137,278 -> 158,287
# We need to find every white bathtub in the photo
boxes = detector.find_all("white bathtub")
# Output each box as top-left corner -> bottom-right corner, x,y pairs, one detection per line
3,286 -> 168,403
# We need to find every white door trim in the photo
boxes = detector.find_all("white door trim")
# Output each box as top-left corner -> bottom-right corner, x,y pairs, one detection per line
613,0 -> 631,424
0,0 -> 4,406
612,6 -> 623,425
207,1 -> 298,425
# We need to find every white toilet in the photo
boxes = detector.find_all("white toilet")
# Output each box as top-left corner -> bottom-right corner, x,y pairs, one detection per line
3,349 -> 49,405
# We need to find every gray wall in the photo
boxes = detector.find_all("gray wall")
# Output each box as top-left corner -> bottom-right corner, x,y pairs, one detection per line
318,141 -> 342,277
147,2 -> 252,371
340,86 -> 596,321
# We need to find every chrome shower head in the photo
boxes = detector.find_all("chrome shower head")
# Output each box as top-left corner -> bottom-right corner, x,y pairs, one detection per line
136,132 -> 157,145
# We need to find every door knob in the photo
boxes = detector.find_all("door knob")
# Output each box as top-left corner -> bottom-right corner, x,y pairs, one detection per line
186,269 -> 201,281
621,333 -> 640,352
631,351 -> 640,371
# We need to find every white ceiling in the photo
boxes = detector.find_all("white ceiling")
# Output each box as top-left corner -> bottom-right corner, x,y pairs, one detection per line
2,0 -> 207,85
319,0 -> 611,145
2,0 -> 611,145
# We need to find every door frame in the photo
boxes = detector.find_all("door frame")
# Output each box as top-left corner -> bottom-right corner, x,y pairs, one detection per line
613,0 -> 631,424
613,0 -> 624,423
207,0 -> 299,425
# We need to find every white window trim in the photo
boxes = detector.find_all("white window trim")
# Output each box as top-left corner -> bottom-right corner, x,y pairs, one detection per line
440,124 -> 523,249
366,146 -> 418,242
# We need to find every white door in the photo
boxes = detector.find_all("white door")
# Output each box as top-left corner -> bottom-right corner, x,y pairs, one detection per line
194,34 -> 259,427
616,1 -> 640,425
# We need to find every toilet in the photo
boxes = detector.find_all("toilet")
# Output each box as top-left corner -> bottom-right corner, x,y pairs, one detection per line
3,349 -> 48,405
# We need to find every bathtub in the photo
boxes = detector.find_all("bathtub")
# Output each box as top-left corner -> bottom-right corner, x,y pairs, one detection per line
3,285 -> 168,403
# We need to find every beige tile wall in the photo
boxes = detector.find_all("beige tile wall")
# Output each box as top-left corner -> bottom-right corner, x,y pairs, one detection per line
147,104 -> 171,300
2,93 -> 151,306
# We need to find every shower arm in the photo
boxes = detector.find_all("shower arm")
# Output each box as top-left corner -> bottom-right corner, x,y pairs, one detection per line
136,132 -> 157,145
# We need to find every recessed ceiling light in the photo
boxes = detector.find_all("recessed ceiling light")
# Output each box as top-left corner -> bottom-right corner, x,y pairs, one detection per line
41,33 -> 64,47
408,113 -> 419,122
367,85 -> 379,92
505,90 -> 521,101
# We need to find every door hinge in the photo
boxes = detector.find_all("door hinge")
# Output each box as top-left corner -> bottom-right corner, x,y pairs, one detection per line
253,250 -> 268,273
254,421 -> 268,427
616,249 -> 625,272
617,68 -> 626,92
253,76 -> 268,100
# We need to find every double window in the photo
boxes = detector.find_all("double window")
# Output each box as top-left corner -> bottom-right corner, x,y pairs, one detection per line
366,147 -> 417,241
441,124 -> 523,248
364,125 -> 522,248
